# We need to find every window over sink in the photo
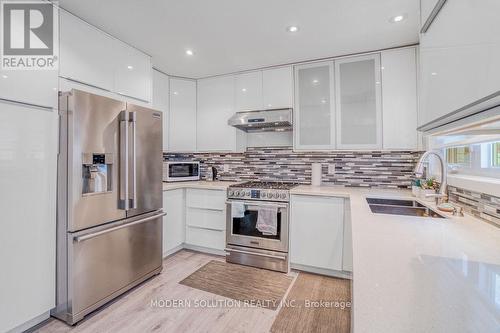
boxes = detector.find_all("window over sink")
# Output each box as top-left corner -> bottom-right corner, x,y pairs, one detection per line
444,141 -> 500,178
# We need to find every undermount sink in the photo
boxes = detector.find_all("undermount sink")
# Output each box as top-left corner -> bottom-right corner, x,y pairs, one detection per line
366,198 -> 445,219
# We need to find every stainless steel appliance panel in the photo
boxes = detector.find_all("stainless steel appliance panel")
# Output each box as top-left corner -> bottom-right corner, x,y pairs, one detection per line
66,90 -> 127,231
125,104 -> 163,218
226,200 -> 289,253
163,161 -> 200,182
225,245 -> 289,273
70,212 -> 163,317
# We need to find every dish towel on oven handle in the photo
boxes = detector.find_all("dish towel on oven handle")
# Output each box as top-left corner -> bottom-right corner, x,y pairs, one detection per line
231,202 -> 246,218
256,206 -> 278,236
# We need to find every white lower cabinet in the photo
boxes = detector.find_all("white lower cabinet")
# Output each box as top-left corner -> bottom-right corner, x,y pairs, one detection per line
185,189 -> 226,252
342,201 -> 353,272
185,226 -> 226,252
290,195 -> 346,274
162,189 -> 185,257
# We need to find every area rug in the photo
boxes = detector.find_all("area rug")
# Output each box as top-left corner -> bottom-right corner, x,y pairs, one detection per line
179,260 -> 293,310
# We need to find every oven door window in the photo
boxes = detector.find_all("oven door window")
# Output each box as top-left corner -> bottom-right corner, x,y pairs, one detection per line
232,205 -> 282,240
169,163 -> 198,178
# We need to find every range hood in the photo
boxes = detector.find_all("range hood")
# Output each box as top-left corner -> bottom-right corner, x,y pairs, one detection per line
228,108 -> 292,132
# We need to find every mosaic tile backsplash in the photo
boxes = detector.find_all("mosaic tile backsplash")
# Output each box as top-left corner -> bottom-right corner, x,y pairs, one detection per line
448,186 -> 500,227
164,147 -> 422,189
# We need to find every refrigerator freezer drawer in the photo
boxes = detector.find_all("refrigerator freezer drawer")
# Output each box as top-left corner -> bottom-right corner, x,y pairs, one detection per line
66,212 -> 163,323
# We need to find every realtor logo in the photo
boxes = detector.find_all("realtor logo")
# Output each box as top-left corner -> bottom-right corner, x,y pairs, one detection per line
1,1 -> 58,70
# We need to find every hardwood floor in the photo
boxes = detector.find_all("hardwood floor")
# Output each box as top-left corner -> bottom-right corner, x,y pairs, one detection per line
36,250 -> 351,333
271,272 -> 351,333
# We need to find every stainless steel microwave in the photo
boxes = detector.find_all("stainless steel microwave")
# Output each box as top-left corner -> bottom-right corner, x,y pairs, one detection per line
163,161 -> 200,182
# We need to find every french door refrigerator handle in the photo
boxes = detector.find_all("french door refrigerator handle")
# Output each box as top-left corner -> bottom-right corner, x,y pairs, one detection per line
130,111 -> 137,209
74,211 -> 167,243
119,111 -> 129,210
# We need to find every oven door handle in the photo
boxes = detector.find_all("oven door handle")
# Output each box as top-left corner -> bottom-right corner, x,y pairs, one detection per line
224,248 -> 287,261
225,200 -> 288,209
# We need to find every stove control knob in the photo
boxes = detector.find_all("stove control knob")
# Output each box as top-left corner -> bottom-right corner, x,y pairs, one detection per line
268,193 -> 274,198
234,191 -> 240,196
280,193 -> 287,199
261,192 -> 266,198
239,191 -> 245,197
228,190 -> 233,196
246,191 -> 251,196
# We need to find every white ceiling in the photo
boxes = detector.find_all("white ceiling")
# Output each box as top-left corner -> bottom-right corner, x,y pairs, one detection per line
58,0 -> 420,79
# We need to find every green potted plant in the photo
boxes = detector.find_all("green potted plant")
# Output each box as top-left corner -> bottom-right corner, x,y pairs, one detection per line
419,178 -> 438,202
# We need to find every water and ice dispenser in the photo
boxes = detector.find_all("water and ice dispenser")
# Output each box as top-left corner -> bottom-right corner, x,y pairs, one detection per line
82,153 -> 112,195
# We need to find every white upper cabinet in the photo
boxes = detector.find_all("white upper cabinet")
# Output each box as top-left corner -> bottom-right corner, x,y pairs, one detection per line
262,66 -> 293,109
59,10 -> 114,91
59,10 -> 152,103
153,70 -> 169,112
335,54 -> 382,150
419,0 -> 500,126
0,70 -> 58,108
235,71 -> 263,111
381,47 -> 418,150
294,61 -> 335,150
197,75 -> 243,152
153,70 -> 169,150
113,41 -> 152,102
168,78 -> 197,152
235,67 -> 293,112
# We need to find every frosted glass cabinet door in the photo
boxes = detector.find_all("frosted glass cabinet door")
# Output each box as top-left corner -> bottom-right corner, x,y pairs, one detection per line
335,54 -> 382,149
294,61 -> 335,150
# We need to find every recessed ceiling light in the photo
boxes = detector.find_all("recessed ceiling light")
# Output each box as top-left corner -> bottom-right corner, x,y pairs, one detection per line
312,79 -> 319,85
127,65 -> 134,70
1,74 -> 7,79
389,14 -> 407,23
431,72 -> 438,76
286,26 -> 299,33
241,88 -> 247,92
173,91 -> 179,95
185,49 -> 194,56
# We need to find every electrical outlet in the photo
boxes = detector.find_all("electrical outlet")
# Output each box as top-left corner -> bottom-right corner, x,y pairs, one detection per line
223,164 -> 230,172
328,164 -> 336,175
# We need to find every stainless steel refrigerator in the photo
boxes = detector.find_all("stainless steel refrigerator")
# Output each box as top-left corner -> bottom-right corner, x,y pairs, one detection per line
52,90 -> 164,325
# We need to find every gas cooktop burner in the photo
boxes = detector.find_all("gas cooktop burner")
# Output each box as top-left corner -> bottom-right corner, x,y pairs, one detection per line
230,181 -> 300,190
228,181 -> 299,202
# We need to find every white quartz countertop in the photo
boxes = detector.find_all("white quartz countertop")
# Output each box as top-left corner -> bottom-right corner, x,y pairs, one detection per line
292,185 -> 500,332
162,180 -> 237,191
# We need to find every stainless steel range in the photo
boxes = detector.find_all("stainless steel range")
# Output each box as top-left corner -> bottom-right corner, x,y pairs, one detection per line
226,181 -> 299,273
